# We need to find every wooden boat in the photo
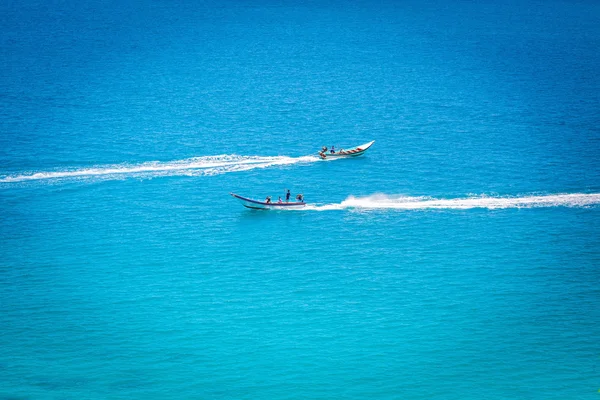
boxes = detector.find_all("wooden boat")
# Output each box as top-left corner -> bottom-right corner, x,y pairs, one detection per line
230,193 -> 306,209
319,140 -> 375,159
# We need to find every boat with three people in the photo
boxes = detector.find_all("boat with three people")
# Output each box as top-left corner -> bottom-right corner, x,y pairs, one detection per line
319,140 -> 375,159
230,193 -> 306,210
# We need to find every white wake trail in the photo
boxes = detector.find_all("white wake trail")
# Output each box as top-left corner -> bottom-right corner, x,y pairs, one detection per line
306,193 -> 600,211
0,155 -> 319,183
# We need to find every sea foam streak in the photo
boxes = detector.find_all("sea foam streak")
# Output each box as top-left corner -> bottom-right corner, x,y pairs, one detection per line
305,193 -> 600,211
0,155 -> 320,183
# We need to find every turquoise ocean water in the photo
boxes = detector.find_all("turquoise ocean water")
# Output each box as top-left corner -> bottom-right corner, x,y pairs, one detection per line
1,1 -> 599,398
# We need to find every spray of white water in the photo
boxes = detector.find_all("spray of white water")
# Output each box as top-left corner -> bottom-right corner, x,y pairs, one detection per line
304,193 -> 600,211
0,155 -> 320,183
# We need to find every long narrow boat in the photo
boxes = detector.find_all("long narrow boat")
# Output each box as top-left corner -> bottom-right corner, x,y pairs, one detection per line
230,193 -> 306,210
319,140 -> 375,159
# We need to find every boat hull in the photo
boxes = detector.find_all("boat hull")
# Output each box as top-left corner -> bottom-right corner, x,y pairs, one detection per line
230,193 -> 306,209
319,140 -> 375,159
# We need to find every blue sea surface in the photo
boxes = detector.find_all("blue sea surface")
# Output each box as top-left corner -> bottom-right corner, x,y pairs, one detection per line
1,0 -> 599,398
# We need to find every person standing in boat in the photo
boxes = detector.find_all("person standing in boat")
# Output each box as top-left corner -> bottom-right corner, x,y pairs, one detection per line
285,189 -> 291,202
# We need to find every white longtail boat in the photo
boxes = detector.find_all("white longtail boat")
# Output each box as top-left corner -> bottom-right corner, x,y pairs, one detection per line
230,193 -> 306,210
319,140 -> 375,159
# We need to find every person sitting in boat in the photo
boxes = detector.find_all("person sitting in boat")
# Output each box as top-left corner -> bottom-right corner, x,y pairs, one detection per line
265,196 -> 272,204
278,196 -> 283,203
330,145 -> 335,154
296,194 -> 303,202
319,146 -> 327,159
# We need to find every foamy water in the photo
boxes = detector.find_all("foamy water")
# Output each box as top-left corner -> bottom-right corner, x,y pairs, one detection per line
0,155 -> 320,183
305,193 -> 600,210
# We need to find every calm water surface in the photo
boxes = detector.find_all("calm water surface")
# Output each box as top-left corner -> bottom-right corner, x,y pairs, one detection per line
1,0 -> 599,398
